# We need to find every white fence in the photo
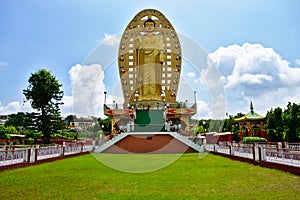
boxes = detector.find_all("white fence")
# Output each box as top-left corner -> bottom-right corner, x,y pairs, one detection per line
205,142 -> 300,168
0,149 -> 28,166
263,147 -> 300,167
0,142 -> 91,168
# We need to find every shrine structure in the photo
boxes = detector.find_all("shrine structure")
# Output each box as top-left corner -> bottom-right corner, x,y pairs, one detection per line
234,102 -> 267,141
97,9 -> 200,153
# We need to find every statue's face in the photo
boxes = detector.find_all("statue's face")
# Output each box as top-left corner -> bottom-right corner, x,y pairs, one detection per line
145,22 -> 155,32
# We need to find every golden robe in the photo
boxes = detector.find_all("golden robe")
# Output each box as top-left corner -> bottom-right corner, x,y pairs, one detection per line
135,33 -> 166,101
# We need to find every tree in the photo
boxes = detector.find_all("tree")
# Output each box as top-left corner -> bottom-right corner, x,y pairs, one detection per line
0,125 -> 18,140
0,125 -> 8,139
98,117 -> 112,135
65,115 -> 76,126
5,112 -> 33,129
283,102 -> 300,142
266,109 -> 277,142
273,107 -> 284,141
23,69 -> 64,143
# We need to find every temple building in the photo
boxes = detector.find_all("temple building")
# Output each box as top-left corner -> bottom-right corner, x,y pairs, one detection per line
234,102 -> 267,141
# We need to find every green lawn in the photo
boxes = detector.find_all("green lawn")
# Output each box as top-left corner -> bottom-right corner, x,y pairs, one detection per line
0,153 -> 299,200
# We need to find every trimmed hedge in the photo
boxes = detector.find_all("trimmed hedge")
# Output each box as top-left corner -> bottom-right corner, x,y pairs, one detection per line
242,137 -> 267,143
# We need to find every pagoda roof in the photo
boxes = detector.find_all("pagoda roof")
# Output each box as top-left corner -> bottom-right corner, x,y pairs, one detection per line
234,111 -> 265,121
234,101 -> 265,121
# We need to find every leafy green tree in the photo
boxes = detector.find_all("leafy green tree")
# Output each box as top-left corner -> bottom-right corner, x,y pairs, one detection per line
273,107 -> 284,141
98,117 -> 112,134
196,125 -> 206,135
65,115 -> 76,126
5,126 -> 19,135
283,102 -> 300,142
266,109 -> 277,142
209,119 -> 225,132
196,120 -> 209,134
0,125 -> 18,140
23,69 -> 64,143
5,112 -> 33,129
0,125 -> 8,139
235,113 -> 245,118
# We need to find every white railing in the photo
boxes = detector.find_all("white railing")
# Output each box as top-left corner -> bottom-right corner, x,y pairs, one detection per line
204,144 -> 215,152
232,146 -> 253,159
263,148 -> 300,167
0,142 -> 91,168
285,143 -> 300,151
37,146 -> 61,160
64,144 -> 82,155
0,149 -> 28,166
215,145 -> 230,154
205,142 -> 300,167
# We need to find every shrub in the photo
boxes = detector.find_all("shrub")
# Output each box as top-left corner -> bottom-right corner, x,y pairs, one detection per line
26,138 -> 34,145
242,137 -> 267,143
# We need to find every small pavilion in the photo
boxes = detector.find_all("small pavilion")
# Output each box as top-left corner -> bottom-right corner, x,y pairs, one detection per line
234,102 -> 267,141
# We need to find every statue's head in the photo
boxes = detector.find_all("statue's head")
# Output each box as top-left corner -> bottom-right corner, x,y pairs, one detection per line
144,19 -> 156,32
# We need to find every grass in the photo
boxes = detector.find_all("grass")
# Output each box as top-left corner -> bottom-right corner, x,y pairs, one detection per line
0,153 -> 299,200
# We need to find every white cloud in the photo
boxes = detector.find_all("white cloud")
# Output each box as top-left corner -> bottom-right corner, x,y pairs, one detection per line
101,34 -> 121,46
193,100 -> 212,119
0,101 -> 20,114
0,101 -> 33,115
296,59 -> 300,66
64,64 -> 106,117
207,43 -> 300,115
60,95 -> 74,117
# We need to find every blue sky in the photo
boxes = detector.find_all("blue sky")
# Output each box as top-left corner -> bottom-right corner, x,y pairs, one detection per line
1,0 -> 300,118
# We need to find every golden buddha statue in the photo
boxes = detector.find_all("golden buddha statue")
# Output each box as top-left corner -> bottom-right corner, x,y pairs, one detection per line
134,19 -> 166,101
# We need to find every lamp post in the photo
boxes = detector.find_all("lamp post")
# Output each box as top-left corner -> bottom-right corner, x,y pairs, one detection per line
100,124 -> 105,144
135,91 -> 139,108
104,91 -> 107,105
135,91 -> 139,101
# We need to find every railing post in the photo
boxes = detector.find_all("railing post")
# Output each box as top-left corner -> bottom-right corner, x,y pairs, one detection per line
62,146 -> 65,157
92,140 -> 96,152
282,142 -> 285,149
27,149 -> 31,164
252,144 -> 255,161
5,145 -> 8,160
81,142 -> 84,152
258,147 -> 262,162
35,148 -> 38,162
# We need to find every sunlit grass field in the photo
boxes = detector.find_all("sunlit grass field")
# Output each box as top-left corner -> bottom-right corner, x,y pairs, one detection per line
0,153 -> 299,199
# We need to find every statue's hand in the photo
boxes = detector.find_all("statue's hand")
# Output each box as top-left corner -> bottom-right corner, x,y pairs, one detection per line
159,53 -> 166,63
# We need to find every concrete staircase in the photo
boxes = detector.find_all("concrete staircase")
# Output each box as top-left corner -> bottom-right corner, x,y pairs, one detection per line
169,132 -> 203,152
94,132 -> 128,153
94,132 -> 203,153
